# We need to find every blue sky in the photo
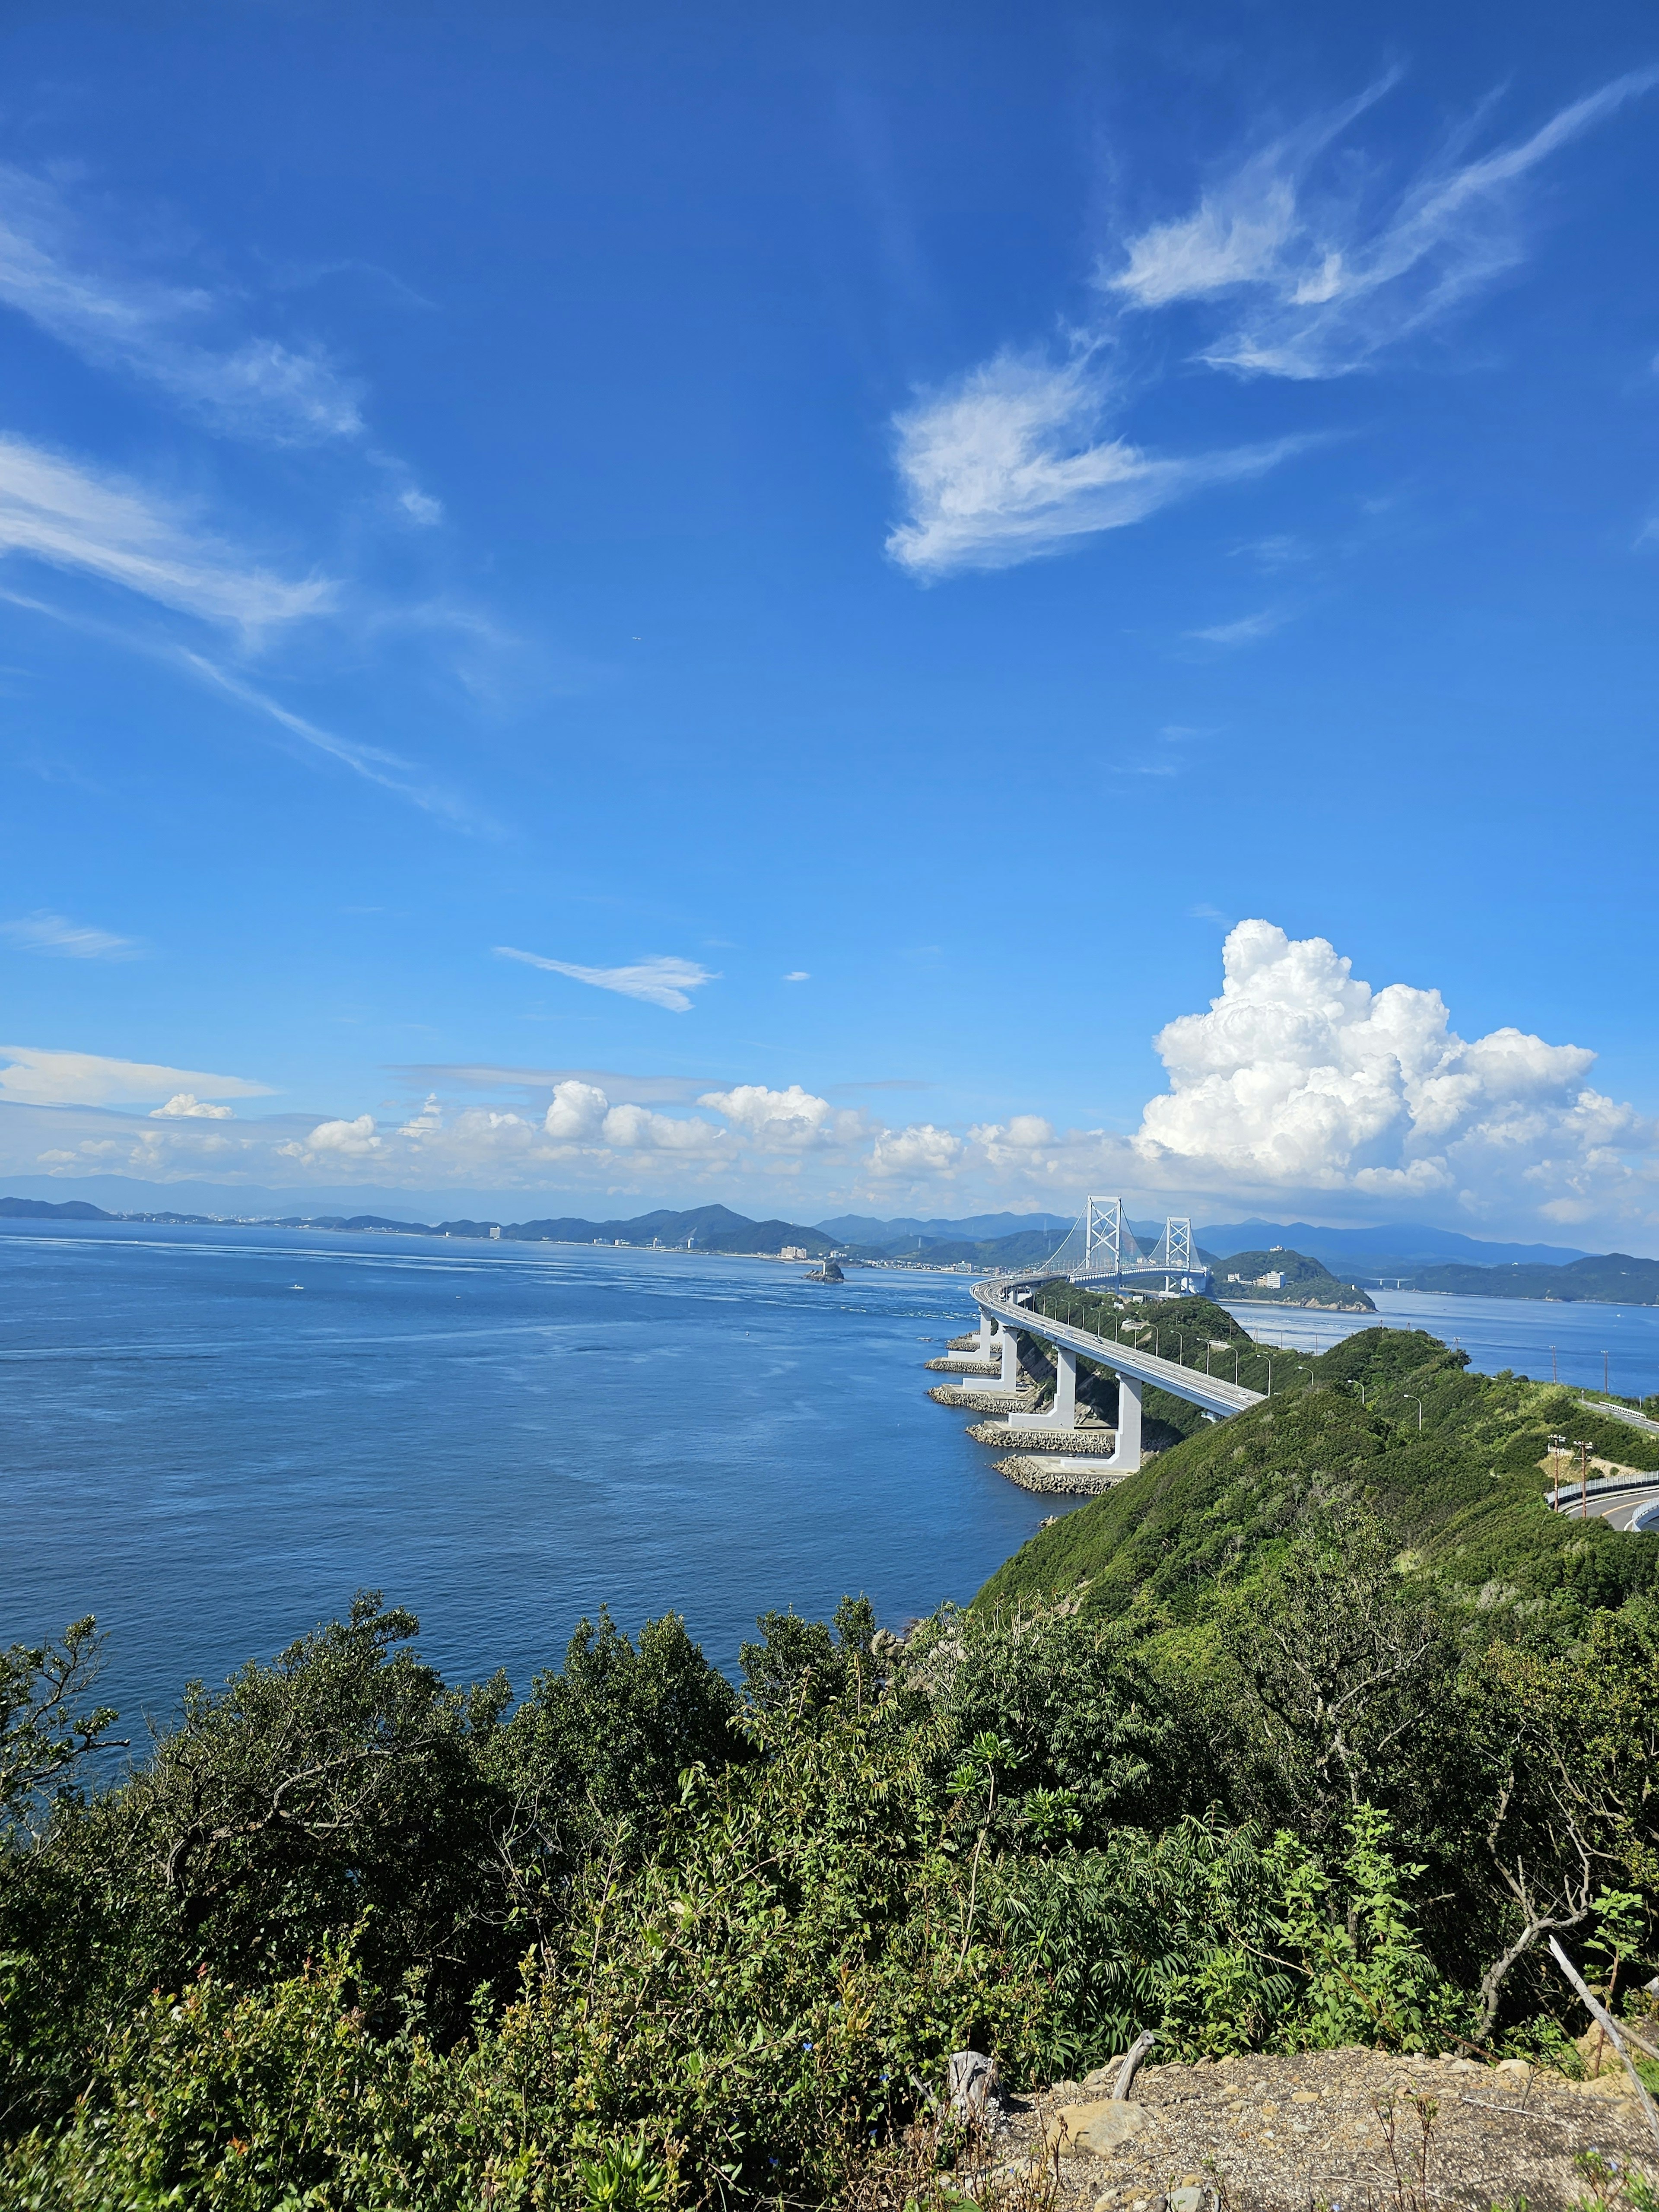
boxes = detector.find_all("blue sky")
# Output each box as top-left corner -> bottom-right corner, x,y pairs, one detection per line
1,0 -> 1657,1244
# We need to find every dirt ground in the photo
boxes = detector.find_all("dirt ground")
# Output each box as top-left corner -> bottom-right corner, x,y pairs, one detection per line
986,2047 -> 1659,2211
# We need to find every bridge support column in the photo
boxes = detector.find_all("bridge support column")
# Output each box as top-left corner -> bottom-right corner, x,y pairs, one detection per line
995,1323 -> 1021,1391
1108,1375 -> 1142,1473
975,1308 -> 994,1359
1018,1346 -> 1078,1430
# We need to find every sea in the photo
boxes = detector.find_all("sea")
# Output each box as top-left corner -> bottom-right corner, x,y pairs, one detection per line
6,1217 -> 1659,1729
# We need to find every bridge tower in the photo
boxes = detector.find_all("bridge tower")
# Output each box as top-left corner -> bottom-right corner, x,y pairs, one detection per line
1084,1195 -> 1140,1278
1162,1217 -> 1193,1277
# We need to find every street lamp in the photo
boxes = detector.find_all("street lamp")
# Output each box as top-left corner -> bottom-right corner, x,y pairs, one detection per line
1575,1440 -> 1595,1519
1408,1395 -> 1424,1433
1548,1432 -> 1567,1510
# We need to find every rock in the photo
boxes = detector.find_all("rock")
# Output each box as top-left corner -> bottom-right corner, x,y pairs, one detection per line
946,2050 -> 1007,2129
1577,2023 -> 1615,2076
1163,2190 -> 1209,2212
1045,2099 -> 1147,2156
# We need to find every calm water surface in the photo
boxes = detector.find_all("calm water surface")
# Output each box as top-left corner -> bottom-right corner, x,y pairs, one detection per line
10,1220 -> 1659,1726
0,1222 -> 1042,1722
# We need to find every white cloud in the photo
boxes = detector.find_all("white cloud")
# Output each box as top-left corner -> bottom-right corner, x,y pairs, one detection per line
783,970 -> 810,982
601,1101 -> 725,1153
178,652 -> 476,823
1127,918 -> 1654,1224
280,1112 -> 382,1160
496,947 -> 719,1013
1,909 -> 140,959
1187,607 -> 1286,646
868,1122 -> 963,1177
1109,72 -> 1659,381
696,1083 -> 859,1150
886,350 -> 1301,577
0,165 -> 364,444
0,1044 -> 271,1108
891,73 -> 1655,577
149,1093 -> 232,1119
0,434 -> 333,629
397,487 -> 444,526
543,1080 -> 610,1142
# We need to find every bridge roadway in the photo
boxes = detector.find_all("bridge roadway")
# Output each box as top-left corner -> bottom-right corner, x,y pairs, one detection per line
971,1275 -> 1265,1421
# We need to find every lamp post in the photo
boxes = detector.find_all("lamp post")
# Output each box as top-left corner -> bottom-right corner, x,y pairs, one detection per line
1409,1395 -> 1424,1433
1548,1432 -> 1567,1510
1603,1349 -> 1611,1396
1576,1440 -> 1594,1519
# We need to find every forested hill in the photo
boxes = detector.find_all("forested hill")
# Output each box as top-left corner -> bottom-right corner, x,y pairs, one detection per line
1403,1251 -> 1659,1303
979,1321 -> 1659,1622
1212,1246 -> 1376,1309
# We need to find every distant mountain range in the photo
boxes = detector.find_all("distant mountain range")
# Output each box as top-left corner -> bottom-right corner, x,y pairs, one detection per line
6,1194 -> 1657,1300
1195,1219 -> 1591,1274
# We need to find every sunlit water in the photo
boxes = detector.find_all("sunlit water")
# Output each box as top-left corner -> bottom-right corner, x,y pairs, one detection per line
0,1222 -> 1044,1723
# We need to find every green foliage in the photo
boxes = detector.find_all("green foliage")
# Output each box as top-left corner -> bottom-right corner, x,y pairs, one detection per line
10,1329 -> 1659,2209
995,1803 -> 1458,2076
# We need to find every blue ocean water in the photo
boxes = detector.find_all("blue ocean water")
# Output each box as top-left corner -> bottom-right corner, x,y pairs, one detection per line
10,1220 -> 1659,1731
0,1222 -> 1047,1725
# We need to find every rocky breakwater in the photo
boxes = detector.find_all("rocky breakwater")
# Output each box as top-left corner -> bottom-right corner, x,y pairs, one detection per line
990,1453 -> 1134,1497
928,1380 -> 1040,1416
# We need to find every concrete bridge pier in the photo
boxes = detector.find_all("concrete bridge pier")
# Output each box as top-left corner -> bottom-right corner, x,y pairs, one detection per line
1015,1345 -> 1079,1430
1105,1374 -> 1142,1473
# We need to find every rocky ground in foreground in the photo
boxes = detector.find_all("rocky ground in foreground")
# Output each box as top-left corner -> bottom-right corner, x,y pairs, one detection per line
984,2049 -> 1657,2211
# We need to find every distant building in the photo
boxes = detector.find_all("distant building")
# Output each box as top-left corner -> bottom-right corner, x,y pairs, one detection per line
780,1245 -> 808,1261
1255,1271 -> 1285,1290
489,1224 -> 502,1240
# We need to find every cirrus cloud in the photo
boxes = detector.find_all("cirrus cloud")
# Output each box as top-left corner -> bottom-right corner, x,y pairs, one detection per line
496,947 -> 718,1013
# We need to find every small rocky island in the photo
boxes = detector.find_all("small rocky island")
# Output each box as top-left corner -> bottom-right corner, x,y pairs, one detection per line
804,1258 -> 844,1282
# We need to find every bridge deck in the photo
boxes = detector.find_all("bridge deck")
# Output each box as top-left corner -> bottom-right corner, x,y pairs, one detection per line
973,1278 -> 1265,1421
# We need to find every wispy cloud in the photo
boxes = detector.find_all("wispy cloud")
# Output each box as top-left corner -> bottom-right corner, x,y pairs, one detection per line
1106,71 -> 1659,380
1,909 -> 140,959
887,350 -> 1303,576
890,72 -> 1656,577
0,433 -> 333,629
1187,607 -> 1287,646
0,1043 -> 272,1107
0,165 -> 364,444
783,970 -> 810,982
178,653 -> 480,824
494,948 -> 720,1013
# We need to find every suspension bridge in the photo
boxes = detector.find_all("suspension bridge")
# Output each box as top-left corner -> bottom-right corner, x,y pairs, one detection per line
929,1194 -> 1262,1478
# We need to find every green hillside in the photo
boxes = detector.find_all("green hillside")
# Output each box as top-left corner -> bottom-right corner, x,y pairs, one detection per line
1214,1246 -> 1376,1309
979,1321 -> 1659,1623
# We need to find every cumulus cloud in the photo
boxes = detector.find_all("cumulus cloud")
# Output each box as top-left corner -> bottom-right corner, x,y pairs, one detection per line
149,1093 -> 233,1119
1128,919 -> 1653,1225
886,350 -> 1301,577
0,1044 -> 271,1108
280,1112 -> 382,1160
543,1080 -> 610,1142
496,947 -> 718,1013
695,1084 -> 860,1150
0,433 -> 334,629
0,909 -> 140,959
868,1122 -> 963,1177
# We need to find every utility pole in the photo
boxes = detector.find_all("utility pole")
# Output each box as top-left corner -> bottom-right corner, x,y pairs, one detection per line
1548,1431 -> 1566,1510
1576,1440 -> 1594,1519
